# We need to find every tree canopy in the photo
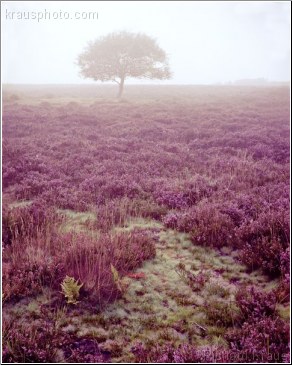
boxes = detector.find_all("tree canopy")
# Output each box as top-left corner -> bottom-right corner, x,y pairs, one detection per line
77,31 -> 171,97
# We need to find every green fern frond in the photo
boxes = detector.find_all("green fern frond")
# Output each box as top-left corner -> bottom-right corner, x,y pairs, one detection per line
110,264 -> 124,293
61,275 -> 83,304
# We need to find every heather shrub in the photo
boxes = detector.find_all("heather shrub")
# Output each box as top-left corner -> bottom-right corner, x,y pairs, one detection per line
162,211 -> 181,229
219,202 -> 245,227
280,247 -> 290,278
190,204 -> 236,248
2,202 -> 61,246
63,230 -> 156,305
2,204 -> 14,246
2,319 -> 59,363
154,176 -> 217,210
2,318 -> 107,363
100,179 -> 143,200
235,286 -> 277,321
132,342 -> 230,363
126,197 -> 168,220
203,300 -> 239,327
275,247 -> 290,302
2,258 -> 63,302
155,190 -> 190,209
95,200 -> 128,231
226,317 -> 289,363
63,338 -> 107,363
237,209 -> 289,276
96,198 -> 167,231
2,86 -> 290,363
224,286 -> 289,362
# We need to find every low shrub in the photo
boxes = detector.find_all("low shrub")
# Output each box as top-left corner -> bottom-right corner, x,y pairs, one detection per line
203,299 -> 239,327
190,204 -> 236,248
237,209 -> 289,276
2,202 -> 61,246
63,230 -> 156,305
235,286 -> 277,321
132,342 -> 231,363
175,262 -> 210,292
226,317 -> 289,363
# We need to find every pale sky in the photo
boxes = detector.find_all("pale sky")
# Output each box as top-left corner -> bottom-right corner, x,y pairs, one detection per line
1,1 -> 291,84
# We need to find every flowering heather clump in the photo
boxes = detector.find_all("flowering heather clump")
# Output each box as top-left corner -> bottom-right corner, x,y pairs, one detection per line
154,175 -> 217,210
237,209 -> 289,276
155,190 -> 190,209
235,286 -> 277,320
280,247 -> 290,277
204,299 -> 239,327
132,342 -> 232,363
95,200 -> 128,231
190,203 -> 236,248
2,318 -> 108,363
224,286 -> 290,363
162,211 -> 180,229
63,338 -> 107,363
2,319 -> 59,363
226,317 -> 290,363
276,247 -> 290,302
2,259 -> 64,302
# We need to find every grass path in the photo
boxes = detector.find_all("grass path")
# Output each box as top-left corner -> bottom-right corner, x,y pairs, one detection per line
59,217 -> 275,362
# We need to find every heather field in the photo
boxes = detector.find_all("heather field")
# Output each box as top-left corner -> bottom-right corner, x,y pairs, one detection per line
2,85 -> 290,363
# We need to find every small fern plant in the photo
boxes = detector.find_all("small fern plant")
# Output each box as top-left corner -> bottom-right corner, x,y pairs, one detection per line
61,275 -> 83,304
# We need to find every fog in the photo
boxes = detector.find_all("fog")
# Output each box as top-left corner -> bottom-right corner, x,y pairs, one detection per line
1,1 -> 291,84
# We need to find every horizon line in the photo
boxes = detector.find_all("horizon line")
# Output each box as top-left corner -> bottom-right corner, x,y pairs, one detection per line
3,81 -> 290,86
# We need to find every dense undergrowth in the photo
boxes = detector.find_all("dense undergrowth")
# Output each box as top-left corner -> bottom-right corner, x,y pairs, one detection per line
2,85 -> 290,362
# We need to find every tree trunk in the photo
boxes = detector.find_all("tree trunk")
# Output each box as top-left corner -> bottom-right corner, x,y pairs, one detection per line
117,77 -> 125,99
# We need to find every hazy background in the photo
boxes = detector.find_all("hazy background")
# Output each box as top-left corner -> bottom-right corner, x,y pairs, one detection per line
1,1 -> 291,85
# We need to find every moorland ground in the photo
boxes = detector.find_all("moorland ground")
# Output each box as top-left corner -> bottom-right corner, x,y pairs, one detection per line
2,85 -> 290,363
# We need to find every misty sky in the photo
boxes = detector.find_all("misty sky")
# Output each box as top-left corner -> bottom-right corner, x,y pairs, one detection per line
1,1 -> 291,84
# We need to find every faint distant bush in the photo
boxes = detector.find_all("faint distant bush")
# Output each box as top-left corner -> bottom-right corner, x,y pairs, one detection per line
9,94 -> 20,102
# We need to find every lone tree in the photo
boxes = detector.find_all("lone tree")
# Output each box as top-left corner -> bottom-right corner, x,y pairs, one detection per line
77,31 -> 171,98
